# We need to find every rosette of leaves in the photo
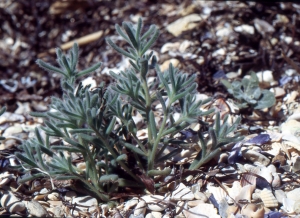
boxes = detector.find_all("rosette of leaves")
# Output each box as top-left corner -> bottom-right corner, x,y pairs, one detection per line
221,72 -> 275,110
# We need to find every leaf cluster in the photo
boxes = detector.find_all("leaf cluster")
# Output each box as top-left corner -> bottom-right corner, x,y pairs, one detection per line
221,72 -> 276,109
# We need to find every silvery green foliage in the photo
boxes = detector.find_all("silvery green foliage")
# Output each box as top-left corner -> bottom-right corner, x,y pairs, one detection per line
105,18 -> 214,173
14,19 -> 242,202
221,72 -> 276,109
189,112 -> 243,170
14,44 -> 130,202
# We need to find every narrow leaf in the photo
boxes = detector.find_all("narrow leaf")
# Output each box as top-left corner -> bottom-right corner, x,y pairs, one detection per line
148,167 -> 171,176
140,28 -> 159,55
156,92 -> 167,113
115,24 -> 130,42
123,22 -> 139,50
51,145 -> 84,153
124,143 -> 147,156
156,69 -> 171,95
136,17 -> 143,41
141,25 -> 156,41
15,152 -> 38,168
105,117 -> 116,135
30,111 -> 47,118
69,128 -> 94,134
100,174 -> 118,183
149,111 -> 157,140
106,38 -> 136,60
36,59 -> 67,77
61,55 -> 72,75
76,62 -> 102,78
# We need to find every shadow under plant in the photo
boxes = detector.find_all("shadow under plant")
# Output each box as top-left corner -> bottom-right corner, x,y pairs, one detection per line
13,18 -> 243,202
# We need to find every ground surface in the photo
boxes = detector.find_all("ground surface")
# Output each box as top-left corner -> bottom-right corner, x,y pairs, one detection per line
1,1 -> 300,217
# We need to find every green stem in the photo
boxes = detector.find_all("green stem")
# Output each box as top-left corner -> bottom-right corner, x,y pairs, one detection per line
189,148 -> 221,170
76,176 -> 109,202
92,128 -> 141,183
131,132 -> 147,154
78,135 -> 102,192
141,79 -> 153,143
133,152 -> 145,172
147,105 -> 170,172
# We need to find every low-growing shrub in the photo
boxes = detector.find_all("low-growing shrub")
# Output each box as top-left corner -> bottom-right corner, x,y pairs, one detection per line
14,18 -> 242,202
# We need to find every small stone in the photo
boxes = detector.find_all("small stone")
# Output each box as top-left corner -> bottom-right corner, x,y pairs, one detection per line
234,24 -> 255,35
167,181 -> 176,191
47,192 -> 60,201
0,112 -> 25,125
270,38 -> 278,46
285,91 -> 298,104
151,211 -> 162,218
0,191 -> 26,213
47,206 -> 65,217
81,76 -> 97,90
283,36 -> 292,45
76,162 -> 86,171
185,175 -> 193,182
270,87 -> 286,98
39,188 -> 49,194
286,188 -> 300,202
2,138 -> 17,150
254,18 -> 275,37
175,201 -> 187,214
0,172 -> 14,187
72,196 -> 98,214
256,70 -> 277,88
241,203 -> 265,218
166,14 -> 203,37
226,205 -> 239,217
196,56 -> 204,65
171,183 -> 194,201
145,213 -> 154,218
179,40 -> 192,53
212,48 -> 226,57
226,72 -> 240,79
101,204 -> 108,217
194,191 -> 208,202
188,200 -> 204,207
160,59 -> 179,72
275,190 -> 287,204
38,201 -> 50,207
134,200 -> 146,216
160,42 -> 180,53
216,27 -> 232,38
47,201 -> 63,206
141,195 -> 169,211
125,197 -> 139,210
64,191 -> 77,201
183,203 -> 221,218
132,114 -> 144,129
242,149 -> 270,166
3,124 -> 23,137
25,200 -> 48,217
33,194 -> 47,201
73,196 -> 97,206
